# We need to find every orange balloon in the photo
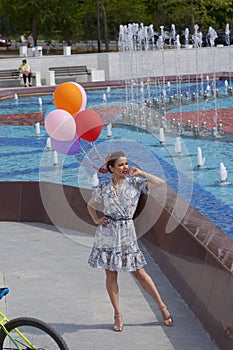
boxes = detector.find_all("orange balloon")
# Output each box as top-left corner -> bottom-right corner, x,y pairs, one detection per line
53,82 -> 83,115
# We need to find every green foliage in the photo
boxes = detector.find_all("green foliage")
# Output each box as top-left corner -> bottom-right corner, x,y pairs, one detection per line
0,0 -> 233,46
0,0 -> 83,43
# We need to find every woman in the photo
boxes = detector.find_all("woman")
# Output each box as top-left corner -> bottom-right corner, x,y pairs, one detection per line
87,151 -> 173,332
18,59 -> 32,87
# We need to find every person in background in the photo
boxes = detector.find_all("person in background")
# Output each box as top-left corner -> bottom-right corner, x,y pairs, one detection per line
18,59 -> 32,87
28,33 -> 34,48
45,41 -> 51,55
20,33 -> 27,46
87,150 -> 173,332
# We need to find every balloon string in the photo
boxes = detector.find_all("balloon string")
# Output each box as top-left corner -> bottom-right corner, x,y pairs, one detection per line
80,144 -> 101,172
91,142 -> 104,161
80,144 -> 92,163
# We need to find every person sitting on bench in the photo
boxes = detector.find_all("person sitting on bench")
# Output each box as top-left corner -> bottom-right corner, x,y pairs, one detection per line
18,59 -> 32,87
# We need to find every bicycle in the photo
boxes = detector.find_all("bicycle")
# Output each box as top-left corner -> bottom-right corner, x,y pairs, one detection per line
0,287 -> 69,350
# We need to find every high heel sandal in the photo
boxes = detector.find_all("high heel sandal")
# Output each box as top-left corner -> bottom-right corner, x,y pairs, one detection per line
225,324 -> 233,337
161,306 -> 173,327
114,314 -> 123,332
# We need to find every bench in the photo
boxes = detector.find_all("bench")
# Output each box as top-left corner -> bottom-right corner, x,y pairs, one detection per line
49,65 -> 91,83
0,69 -> 20,80
0,69 -> 41,88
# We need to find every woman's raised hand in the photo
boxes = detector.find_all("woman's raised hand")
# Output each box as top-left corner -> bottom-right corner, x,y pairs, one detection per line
128,166 -> 144,177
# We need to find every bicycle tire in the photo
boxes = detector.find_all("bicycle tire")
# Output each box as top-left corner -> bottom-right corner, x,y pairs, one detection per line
0,316 -> 69,350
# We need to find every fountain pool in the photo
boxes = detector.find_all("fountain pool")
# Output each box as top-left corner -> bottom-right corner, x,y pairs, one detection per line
0,79 -> 232,116
0,123 -> 233,240
1,78 -> 233,240
0,88 -> 126,115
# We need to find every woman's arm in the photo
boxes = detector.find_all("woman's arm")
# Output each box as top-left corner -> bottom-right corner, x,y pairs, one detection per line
90,162 -> 108,173
128,166 -> 165,188
25,64 -> 31,72
87,197 -> 107,226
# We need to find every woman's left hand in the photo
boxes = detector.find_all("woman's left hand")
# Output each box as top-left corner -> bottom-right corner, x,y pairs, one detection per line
128,166 -> 143,177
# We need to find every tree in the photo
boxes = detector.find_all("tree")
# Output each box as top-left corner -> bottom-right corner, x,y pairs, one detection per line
101,0 -> 109,51
144,0 -> 233,35
105,0 -> 149,41
0,0 -> 83,44
1,0 -> 233,48
79,0 -> 149,51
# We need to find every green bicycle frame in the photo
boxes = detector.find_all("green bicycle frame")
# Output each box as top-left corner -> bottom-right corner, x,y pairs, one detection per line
0,311 -> 37,350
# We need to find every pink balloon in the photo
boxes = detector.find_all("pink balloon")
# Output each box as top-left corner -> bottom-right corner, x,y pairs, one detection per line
45,109 -> 76,141
71,82 -> 87,113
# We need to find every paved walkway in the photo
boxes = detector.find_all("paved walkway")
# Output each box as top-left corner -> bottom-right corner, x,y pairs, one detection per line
0,221 -> 219,350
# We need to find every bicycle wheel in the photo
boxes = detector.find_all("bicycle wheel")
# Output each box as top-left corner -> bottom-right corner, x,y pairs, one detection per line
0,317 -> 69,350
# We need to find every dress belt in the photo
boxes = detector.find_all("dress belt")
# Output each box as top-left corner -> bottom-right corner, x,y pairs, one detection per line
105,215 -> 133,221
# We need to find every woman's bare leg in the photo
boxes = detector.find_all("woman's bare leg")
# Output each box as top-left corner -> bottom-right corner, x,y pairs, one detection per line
105,270 -> 122,327
132,268 -> 173,325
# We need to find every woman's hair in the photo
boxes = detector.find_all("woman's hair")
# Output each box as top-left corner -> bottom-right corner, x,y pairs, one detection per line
106,151 -> 126,173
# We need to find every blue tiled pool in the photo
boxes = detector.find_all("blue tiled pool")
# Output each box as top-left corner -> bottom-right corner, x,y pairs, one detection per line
1,79 -> 233,239
0,123 -> 233,239
0,79 -> 232,115
0,88 -> 126,115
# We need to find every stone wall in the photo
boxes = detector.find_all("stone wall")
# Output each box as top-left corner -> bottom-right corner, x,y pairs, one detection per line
1,46 -> 232,84
0,181 -> 232,349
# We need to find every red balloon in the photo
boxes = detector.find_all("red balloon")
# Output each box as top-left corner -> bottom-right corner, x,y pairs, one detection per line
75,110 -> 102,142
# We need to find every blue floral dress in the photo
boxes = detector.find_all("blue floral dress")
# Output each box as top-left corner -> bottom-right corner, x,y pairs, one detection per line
88,176 -> 148,272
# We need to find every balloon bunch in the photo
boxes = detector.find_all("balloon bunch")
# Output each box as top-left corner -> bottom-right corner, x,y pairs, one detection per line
44,82 -> 102,155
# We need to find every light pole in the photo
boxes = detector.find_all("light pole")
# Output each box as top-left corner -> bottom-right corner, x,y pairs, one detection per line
96,0 -> 101,53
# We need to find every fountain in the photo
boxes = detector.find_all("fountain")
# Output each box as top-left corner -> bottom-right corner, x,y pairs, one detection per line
35,122 -> 40,136
118,22 -> 231,141
159,127 -> 165,144
197,147 -> 206,168
103,93 -> 107,102
116,22 -> 233,228
197,147 -> 206,169
46,137 -> 52,150
208,26 -> 218,131
175,136 -> 182,155
219,162 -> 230,185
192,24 -> 203,132
91,172 -> 99,187
174,31 -> 182,129
184,27 -> 190,49
225,23 -> 232,88
170,24 -> 176,47
106,122 -> 112,138
53,150 -> 59,166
